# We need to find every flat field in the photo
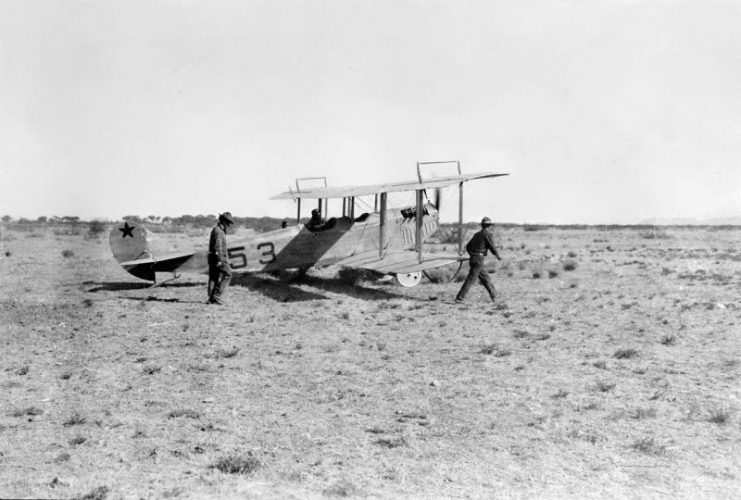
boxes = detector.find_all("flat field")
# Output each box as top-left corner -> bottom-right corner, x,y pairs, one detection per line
1,224 -> 739,499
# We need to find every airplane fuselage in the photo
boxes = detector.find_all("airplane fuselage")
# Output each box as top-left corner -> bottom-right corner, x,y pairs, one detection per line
169,204 -> 440,275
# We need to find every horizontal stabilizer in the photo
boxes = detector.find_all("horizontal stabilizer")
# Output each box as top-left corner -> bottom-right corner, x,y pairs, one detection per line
336,249 -> 466,274
119,251 -> 196,268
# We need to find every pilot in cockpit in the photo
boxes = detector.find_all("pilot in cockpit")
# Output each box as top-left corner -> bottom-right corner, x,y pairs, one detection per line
307,208 -> 324,227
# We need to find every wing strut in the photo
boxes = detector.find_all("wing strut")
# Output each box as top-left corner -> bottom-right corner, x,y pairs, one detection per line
416,189 -> 424,262
458,181 -> 464,255
379,192 -> 387,259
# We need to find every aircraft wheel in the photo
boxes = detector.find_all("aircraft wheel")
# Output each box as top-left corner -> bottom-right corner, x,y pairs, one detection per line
394,271 -> 422,287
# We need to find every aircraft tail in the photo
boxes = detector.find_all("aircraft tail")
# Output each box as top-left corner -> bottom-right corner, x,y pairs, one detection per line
109,222 -> 156,281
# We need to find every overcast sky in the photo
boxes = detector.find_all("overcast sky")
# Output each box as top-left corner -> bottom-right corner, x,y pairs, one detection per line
1,0 -> 739,224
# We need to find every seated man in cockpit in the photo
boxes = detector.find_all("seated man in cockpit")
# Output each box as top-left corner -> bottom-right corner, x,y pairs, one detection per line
307,208 -> 324,228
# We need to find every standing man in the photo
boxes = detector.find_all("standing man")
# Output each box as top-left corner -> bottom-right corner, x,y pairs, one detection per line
456,217 -> 501,304
207,212 -> 234,305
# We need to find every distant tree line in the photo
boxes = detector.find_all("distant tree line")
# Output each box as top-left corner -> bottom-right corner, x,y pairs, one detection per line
3,215 -> 739,233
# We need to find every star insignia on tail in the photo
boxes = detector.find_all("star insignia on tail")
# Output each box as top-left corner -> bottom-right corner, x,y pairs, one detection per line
119,222 -> 135,238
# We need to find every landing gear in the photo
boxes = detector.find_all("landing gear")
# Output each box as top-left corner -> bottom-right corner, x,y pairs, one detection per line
394,271 -> 422,287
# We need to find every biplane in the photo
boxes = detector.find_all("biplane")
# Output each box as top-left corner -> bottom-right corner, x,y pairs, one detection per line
109,161 -> 508,287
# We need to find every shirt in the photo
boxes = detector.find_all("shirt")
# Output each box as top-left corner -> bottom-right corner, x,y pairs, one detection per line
465,229 -> 500,258
209,223 -> 228,263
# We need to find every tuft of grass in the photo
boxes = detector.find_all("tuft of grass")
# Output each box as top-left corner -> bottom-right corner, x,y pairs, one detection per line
73,485 -> 110,500
548,269 -> 559,279
143,365 -> 162,375
708,407 -> 731,425
562,259 -> 578,271
614,348 -> 639,359
578,401 -> 600,411
167,409 -> 202,419
480,344 -> 497,355
69,435 -> 87,445
214,347 -> 240,359
16,365 -> 29,376
63,412 -> 87,426
592,360 -> 607,370
61,249 -> 75,258
513,329 -> 529,339
551,389 -> 569,399
567,250 -> 578,258
595,380 -> 616,393
531,269 -> 542,279
11,406 -> 43,417
55,452 -> 71,463
211,452 -> 261,475
480,345 -> 511,357
374,436 -> 408,448
660,335 -> 676,346
631,407 -> 657,419
631,437 -> 667,456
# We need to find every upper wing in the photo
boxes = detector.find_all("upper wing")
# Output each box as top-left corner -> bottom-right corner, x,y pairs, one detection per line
335,249 -> 467,274
271,172 -> 508,200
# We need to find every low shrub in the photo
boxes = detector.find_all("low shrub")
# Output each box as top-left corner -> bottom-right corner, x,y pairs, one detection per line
563,259 -> 577,271
212,452 -> 261,475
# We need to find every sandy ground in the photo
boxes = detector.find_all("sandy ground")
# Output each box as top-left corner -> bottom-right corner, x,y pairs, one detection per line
1,225 -> 739,499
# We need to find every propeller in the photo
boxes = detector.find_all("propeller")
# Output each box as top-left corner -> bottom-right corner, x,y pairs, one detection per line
434,187 -> 442,210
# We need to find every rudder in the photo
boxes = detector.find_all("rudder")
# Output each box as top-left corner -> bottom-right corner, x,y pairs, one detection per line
109,222 -> 155,281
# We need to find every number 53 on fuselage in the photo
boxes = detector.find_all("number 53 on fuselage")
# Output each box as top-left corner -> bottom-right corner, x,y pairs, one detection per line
109,165 -> 508,288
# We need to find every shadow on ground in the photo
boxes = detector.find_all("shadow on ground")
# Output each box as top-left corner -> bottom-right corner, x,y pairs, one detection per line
123,296 -> 188,304
299,275 -> 410,301
231,274 -> 328,302
86,281 -> 201,293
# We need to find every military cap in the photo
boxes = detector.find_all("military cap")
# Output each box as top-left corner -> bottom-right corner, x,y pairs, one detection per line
219,212 -> 235,225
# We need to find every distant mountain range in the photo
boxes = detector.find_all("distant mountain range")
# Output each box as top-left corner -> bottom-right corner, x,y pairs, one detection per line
637,216 -> 741,226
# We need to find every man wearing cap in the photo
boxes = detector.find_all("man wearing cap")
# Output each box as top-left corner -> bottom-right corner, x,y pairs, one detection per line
455,217 -> 502,304
307,208 -> 323,228
207,212 -> 234,305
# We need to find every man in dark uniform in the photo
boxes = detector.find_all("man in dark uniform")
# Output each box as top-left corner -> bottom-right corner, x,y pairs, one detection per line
307,208 -> 323,227
456,217 -> 501,303
207,212 -> 234,305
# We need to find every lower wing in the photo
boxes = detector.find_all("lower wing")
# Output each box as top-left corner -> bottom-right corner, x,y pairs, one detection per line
335,249 -> 467,274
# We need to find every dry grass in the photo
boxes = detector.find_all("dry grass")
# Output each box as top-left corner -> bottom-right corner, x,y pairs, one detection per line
10,407 -> 43,417
614,348 -> 639,359
631,437 -> 667,456
211,453 -> 261,475
1,225 -> 739,498
708,407 -> 731,425
62,412 -> 86,426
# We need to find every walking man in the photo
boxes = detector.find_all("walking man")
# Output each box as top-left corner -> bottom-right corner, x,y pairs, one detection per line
207,212 -> 234,305
456,217 -> 501,303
